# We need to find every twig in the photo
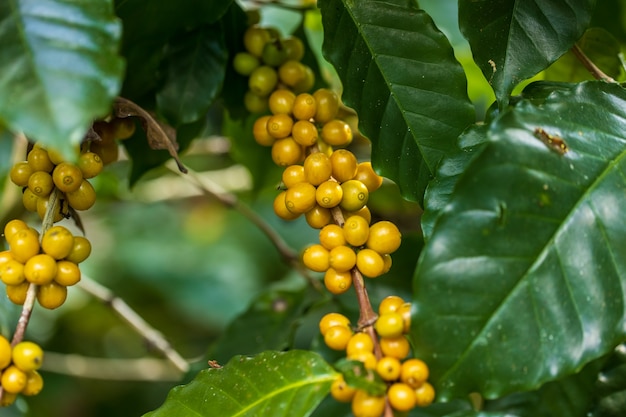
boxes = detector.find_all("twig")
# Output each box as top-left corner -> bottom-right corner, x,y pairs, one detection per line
571,44 -> 616,83
76,275 -> 190,375
165,162 -> 324,292
41,352 -> 184,381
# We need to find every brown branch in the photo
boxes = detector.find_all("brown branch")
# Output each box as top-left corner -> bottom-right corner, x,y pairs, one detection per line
571,44 -> 616,83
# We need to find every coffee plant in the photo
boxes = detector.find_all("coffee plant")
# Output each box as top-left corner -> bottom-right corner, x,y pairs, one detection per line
0,0 -> 625,416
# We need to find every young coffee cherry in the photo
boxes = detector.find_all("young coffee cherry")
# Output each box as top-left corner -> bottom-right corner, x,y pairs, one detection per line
284,182 -> 316,214
1,365 -> 27,394
21,370 -> 44,396
355,162 -> 383,193
400,358 -> 429,389
273,191 -> 300,221
324,325 -> 353,351
244,90 -> 269,114
367,221 -> 402,255
271,137 -> 302,166
36,282 -> 67,309
343,215 -> 370,247
77,152 -> 104,179
249,66 -> 278,96
52,162 -> 83,193
304,205 -> 331,229
64,236 -> 92,264
375,312 -> 405,338
28,171 -> 54,198
315,180 -> 343,209
261,40 -> 288,67
233,51 -> 260,76
303,152 -> 332,186
356,248 -> 384,278
388,382 -> 417,412
278,60 -> 307,87
346,332 -> 374,356
330,375 -> 356,403
330,149 -> 358,183
281,165 -> 306,188
66,179 -> 96,211
12,341 -> 44,372
329,245 -> 357,272
282,36 -> 304,61
375,356 -> 401,381
24,254 -> 58,285
292,93 -> 317,121
294,66 -> 315,94
27,147 -> 54,173
313,89 -> 339,124
319,312 -> 350,336
9,161 -> 33,187
42,225 -> 74,260
268,89 -> 296,115
253,115 -> 275,147
379,336 -> 410,359
292,120 -> 318,146
243,26 -> 272,57
302,244 -> 329,272
323,268 -> 352,295
414,382 -> 435,406
322,119 -> 353,147
351,390 -> 385,417
0,335 -> 11,369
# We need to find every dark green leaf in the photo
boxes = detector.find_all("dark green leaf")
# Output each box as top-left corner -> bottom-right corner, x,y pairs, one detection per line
318,0 -> 474,203
0,0 -> 124,157
144,350 -> 337,417
590,344 -> 626,417
210,289 -> 309,363
459,0 -> 595,107
334,359 -> 386,396
413,82 -> 626,400
156,25 -> 228,126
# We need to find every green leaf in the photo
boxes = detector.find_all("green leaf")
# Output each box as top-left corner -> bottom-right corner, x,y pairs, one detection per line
317,0 -> 475,203
156,25 -> 228,126
413,81 -> 626,400
459,0 -> 595,107
334,359 -> 386,396
210,289 -> 310,363
144,350 -> 337,417
590,344 -> 626,417
0,0 -> 124,156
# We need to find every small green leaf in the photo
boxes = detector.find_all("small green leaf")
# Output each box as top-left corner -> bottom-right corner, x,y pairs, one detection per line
318,0 -> 474,203
413,81 -> 626,400
334,359 -> 386,396
459,0 -> 595,107
156,25 -> 228,126
144,350 -> 337,417
0,0 -> 124,156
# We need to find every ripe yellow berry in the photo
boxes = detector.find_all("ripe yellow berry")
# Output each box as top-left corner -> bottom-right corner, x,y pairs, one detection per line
6,282 -> 29,305
303,152 -> 332,186
355,162 -> 383,193
367,221 -> 402,255
28,171 -> 54,198
37,282 -> 68,309
21,370 -> 44,396
9,161 -> 33,187
10,228 -> 40,263
374,313 -> 405,338
42,225 -> 74,260
271,137 -> 303,166
3,219 -> 29,244
330,375 -> 356,402
375,356 -> 401,381
292,120 -> 319,146
54,260 -> 81,286
27,147 -> 54,173
356,248 -> 385,278
329,245 -> 357,272
278,60 -> 307,87
323,268 -> 352,295
348,350 -> 377,370
313,89 -> 339,124
52,162 -> 84,193
1,365 -> 27,394
315,180 -> 343,208
319,312 -> 350,336
379,295 -> 405,315
400,358 -> 429,389
302,244 -> 330,272
351,390 -> 385,417
398,302 -> 412,333
285,182 -> 317,214
0,259 -> 25,285
380,336 -> 410,359
304,205 -> 331,229
324,325 -> 353,351
12,341 -> 44,372
77,152 -> 104,179
281,165 -> 306,188
268,89 -> 296,115
340,180 -> 369,212
322,119 -> 353,147
319,224 -> 346,250
253,115 -> 275,147
273,191 -> 300,221
346,332 -> 374,356
66,179 -> 96,211
343,215 -> 370,247
414,382 -> 435,407
0,335 -> 11,369
65,236 -> 92,264
292,93 -> 317,121
388,382 -> 417,412
329,149 -> 358,183
249,65 -> 278,96
24,254 -> 58,285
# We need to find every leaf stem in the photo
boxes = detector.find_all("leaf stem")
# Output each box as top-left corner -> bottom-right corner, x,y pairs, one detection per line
571,44 -> 616,83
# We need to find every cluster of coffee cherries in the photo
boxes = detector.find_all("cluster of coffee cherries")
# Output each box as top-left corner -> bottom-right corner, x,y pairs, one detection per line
322,296 -> 434,416
234,25 -> 314,113
0,219 -> 91,309
0,335 -> 44,406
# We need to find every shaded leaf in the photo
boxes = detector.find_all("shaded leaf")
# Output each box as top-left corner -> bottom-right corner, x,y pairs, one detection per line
144,350 -> 337,417
114,97 -> 187,173
459,0 -> 595,107
0,0 -> 124,157
210,289 -> 310,363
413,81 -> 626,400
590,344 -> 626,417
318,0 -> 474,203
156,25 -> 228,126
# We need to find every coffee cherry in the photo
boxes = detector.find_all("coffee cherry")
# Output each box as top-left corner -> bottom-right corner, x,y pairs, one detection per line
367,221 -> 401,255
330,149 -> 358,183
348,350 -> 377,370
379,295 -> 405,315
315,180 -> 343,208
4,219 -> 29,243
1,365 -> 27,394
42,225 -> 74,260
22,189 -> 39,212
388,382 -> 417,412
52,162 -> 83,193
21,370 -> 44,396
324,325 -> 353,350
285,182 -> 316,214
356,248 -> 385,278
329,245 -> 357,272
0,260 -> 25,285
346,332 -> 374,356
376,356 -> 401,381
243,26 -> 271,57
244,90 -> 270,113
322,119 -> 353,147
400,358 -> 429,389
0,251 -> 12,267
340,180 -> 369,212
10,161 -> 33,187
268,89 -> 296,115
292,93 -> 317,121
12,341 -> 44,372
345,206 -> 372,225
37,282 -> 67,309
271,137 -> 303,166
54,260 -> 81,286
273,191 -> 300,221
65,236 -> 92,264
319,224 -> 346,249
252,115 -> 275,147
398,302 -> 411,333
414,382 -> 435,406
380,336 -> 410,359
281,165 -> 305,188
28,171 -> 54,198
233,52 -> 260,76
6,282 -> 29,305
302,244 -> 329,272
90,131 -> 119,166
77,152 -> 104,179
294,65 -> 315,93
303,152 -> 331,186
0,335 -> 11,369
351,390 -> 385,417
355,162 -> 383,193
10,228 -> 40,263
0,391 -> 16,406
36,196 -> 65,223
24,254 -> 58,285
313,89 -> 339,124
267,114 -> 294,139
292,120 -> 318,146
374,313 -> 405,338
282,36 -> 304,61
249,66 -> 278,96
27,147 -> 54,173
262,40 -> 288,67
319,312 -> 350,336
304,205 -> 331,229
330,375 -> 356,402
324,268 -> 352,294
343,215 -> 370,247
278,60 -> 307,87
66,179 -> 96,210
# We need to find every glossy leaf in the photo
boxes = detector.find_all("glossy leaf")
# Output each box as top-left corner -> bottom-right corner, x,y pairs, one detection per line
413,82 -> 626,400
0,0 -> 124,157
459,0 -> 595,107
156,25 -> 228,126
144,350 -> 337,417
318,0 -> 475,203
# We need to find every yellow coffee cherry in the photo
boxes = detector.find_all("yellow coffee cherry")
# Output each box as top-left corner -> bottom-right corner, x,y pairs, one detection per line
329,245 -> 357,273
348,350 -> 377,370
6,282 -> 29,305
10,228 -> 40,263
12,341 -> 44,372
273,191 -> 300,221
388,382 -> 417,412
293,65 -> 315,93
24,254 -> 58,285
253,115 -> 275,147
374,312 -> 405,338
285,182 -> 317,214
42,225 -> 74,260
65,236 -> 92,264
344,206 -> 372,225
414,382 -> 435,407
77,152 -> 104,179
271,137 -> 303,166
303,152 -> 332,186
319,312 -> 350,336
249,65 -> 278,96
36,282 -> 68,309
54,260 -> 81,286
267,113 -> 294,139
21,370 -> 44,396
382,254 -> 393,274
1,365 -> 27,394
400,358 -> 429,389
28,171 -> 54,198
9,161 -> 33,187
292,93 -> 317,121
281,165 -> 306,188
0,335 -> 11,369
351,390 -> 385,417
0,260 -> 25,285
340,180 -> 369,212
343,215 -> 370,247
376,356 -> 401,381
269,89 -> 296,115
319,224 -> 346,250
330,149 -> 358,183
313,89 -> 339,124
315,180 -> 343,209
367,221 -> 402,255
346,332 -> 374,356
380,336 -> 410,359
66,179 -> 96,211
302,244 -> 329,272
278,60 -> 307,87
22,188 -> 39,212
3,219 -> 29,243
330,375 -> 356,403
304,205 -> 331,229
52,162 -> 84,193
355,162 -> 383,193
27,147 -> 54,173
322,119 -> 353,147
324,268 -> 352,295
398,302 -> 411,333
291,120 -> 319,146
379,295 -> 405,315
324,325 -> 353,351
